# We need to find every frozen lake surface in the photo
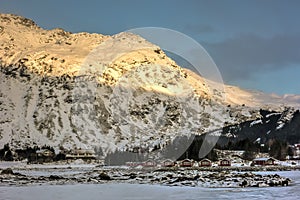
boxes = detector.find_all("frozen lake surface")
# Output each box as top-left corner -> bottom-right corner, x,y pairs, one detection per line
0,171 -> 299,200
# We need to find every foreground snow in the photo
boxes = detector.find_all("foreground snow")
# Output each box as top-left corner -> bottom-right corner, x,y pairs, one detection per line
0,170 -> 300,200
0,161 -> 295,188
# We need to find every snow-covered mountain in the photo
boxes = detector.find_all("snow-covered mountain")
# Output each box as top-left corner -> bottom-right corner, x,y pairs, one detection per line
215,107 -> 300,146
0,14 -> 299,153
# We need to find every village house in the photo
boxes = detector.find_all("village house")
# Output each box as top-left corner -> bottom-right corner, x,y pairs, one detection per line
125,161 -> 142,167
65,149 -> 96,160
179,159 -> 194,167
143,159 -> 157,167
219,158 -> 231,167
231,154 -> 245,164
291,144 -> 300,159
199,158 -> 212,167
251,157 -> 276,166
215,149 -> 245,159
28,149 -> 55,164
161,159 -> 175,167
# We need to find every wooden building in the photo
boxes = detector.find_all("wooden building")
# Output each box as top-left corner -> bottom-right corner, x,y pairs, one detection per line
179,159 -> 194,167
125,162 -> 142,167
219,159 -> 231,167
199,158 -> 212,167
161,159 -> 175,167
28,149 -> 55,163
252,157 -> 276,166
65,149 -> 96,160
143,159 -> 157,167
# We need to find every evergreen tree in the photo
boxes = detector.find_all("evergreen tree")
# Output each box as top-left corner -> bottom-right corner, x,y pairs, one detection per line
269,139 -> 288,160
206,149 -> 218,161
4,150 -> 13,161
55,152 -> 66,161
105,150 -> 145,165
287,146 -> 294,158
162,135 -> 194,160
0,148 -> 5,160
242,149 -> 255,161
3,143 -> 10,151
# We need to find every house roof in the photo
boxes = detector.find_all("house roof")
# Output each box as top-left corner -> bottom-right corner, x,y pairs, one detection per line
253,157 -> 275,161
145,159 -> 156,162
220,158 -> 231,161
36,149 -> 53,154
199,158 -> 211,162
162,159 -> 174,162
181,159 -> 192,162
72,149 -> 95,154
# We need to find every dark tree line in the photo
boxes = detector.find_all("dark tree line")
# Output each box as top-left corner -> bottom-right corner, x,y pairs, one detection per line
218,138 -> 290,160
164,136 -> 290,162
0,144 -> 61,162
105,150 -> 146,165
269,139 -> 289,160
0,144 -> 13,161
160,135 -> 219,161
14,145 -> 55,161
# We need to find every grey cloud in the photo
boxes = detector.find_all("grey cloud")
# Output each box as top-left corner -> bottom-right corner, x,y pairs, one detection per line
202,34 -> 300,81
184,24 -> 216,34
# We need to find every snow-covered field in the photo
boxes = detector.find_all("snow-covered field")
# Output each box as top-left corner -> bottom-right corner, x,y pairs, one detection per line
0,170 -> 299,200
0,160 -> 299,199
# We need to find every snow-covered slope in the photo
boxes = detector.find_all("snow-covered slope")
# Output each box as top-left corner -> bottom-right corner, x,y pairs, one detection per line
0,14 -> 299,153
216,108 -> 300,146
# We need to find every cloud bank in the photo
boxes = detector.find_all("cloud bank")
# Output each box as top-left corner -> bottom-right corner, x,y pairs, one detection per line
204,34 -> 300,82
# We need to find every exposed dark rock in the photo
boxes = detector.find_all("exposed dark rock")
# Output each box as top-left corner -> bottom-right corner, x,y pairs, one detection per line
0,165 -> 293,188
274,174 -> 280,178
166,174 -> 173,179
129,173 -> 137,179
98,172 -> 111,180
1,168 -> 14,175
193,174 -> 200,180
268,180 -> 275,187
282,179 -> 289,186
251,183 -> 260,187
49,175 -> 63,180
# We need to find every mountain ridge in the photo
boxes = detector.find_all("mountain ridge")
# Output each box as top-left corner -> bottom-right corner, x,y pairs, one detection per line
0,13 -> 299,154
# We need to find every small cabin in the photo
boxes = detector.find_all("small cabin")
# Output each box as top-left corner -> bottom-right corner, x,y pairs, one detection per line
252,157 -> 276,166
143,159 -> 157,167
66,149 -> 96,160
179,159 -> 193,167
37,149 -> 54,157
219,159 -> 231,167
125,162 -> 142,167
161,159 -> 175,167
199,158 -> 212,167
28,149 -> 55,163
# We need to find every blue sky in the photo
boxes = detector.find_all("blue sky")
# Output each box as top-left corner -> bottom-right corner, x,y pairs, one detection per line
0,0 -> 299,95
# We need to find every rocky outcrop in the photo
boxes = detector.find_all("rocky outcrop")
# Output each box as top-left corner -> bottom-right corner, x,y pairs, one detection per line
0,166 -> 292,188
1,168 -> 14,175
